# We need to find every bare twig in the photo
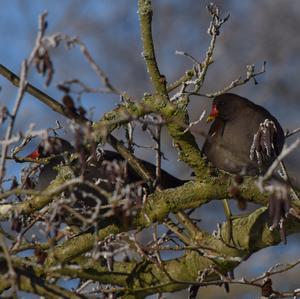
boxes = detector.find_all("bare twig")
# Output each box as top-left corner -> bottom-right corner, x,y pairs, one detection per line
261,139 -> 300,183
43,34 -> 120,94
0,233 -> 17,286
186,62 -> 266,98
192,4 -> 230,92
206,62 -> 266,97
0,61 -> 28,184
285,127 -> 300,138
0,12 -> 53,183
183,110 -> 206,134
28,12 -> 48,65
251,258 -> 300,283
59,78 -> 115,96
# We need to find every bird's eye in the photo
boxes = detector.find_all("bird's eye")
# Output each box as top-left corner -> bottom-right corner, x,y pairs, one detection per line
217,101 -> 225,108
37,145 -> 44,155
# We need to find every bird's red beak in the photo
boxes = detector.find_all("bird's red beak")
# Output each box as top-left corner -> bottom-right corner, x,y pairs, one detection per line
27,149 -> 40,159
207,104 -> 219,122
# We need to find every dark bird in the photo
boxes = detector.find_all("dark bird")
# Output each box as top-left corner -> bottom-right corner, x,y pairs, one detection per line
27,137 -> 183,190
202,93 -> 285,176
26,137 -> 184,226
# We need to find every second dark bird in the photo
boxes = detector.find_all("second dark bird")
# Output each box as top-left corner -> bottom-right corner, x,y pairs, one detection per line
26,137 -> 184,226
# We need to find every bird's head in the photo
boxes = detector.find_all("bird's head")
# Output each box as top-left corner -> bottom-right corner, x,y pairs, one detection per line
27,137 -> 74,160
207,93 -> 250,122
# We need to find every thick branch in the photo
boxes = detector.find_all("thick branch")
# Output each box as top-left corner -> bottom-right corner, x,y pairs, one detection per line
0,166 -> 74,220
0,64 -> 67,116
0,63 -> 158,193
137,1 -> 208,177
138,0 -> 168,97
0,257 -> 90,299
3,206 -> 300,298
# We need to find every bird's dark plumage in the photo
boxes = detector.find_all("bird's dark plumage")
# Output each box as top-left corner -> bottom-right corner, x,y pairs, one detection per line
27,137 -> 184,226
28,137 -> 183,191
202,93 -> 285,175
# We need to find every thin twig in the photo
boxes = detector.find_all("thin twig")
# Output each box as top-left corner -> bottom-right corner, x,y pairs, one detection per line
0,233 -> 17,286
0,61 -> 28,184
285,127 -> 300,138
192,4 -> 230,93
261,139 -> 300,182
44,34 -> 120,94
251,258 -> 300,283
183,110 -> 206,134
28,12 -> 48,65
205,62 -> 266,97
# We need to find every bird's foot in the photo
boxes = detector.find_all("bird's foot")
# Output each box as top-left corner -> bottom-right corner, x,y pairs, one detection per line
268,188 -> 290,244
250,119 -> 277,172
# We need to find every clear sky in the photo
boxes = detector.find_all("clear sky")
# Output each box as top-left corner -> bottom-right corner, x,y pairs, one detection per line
1,1 -> 300,298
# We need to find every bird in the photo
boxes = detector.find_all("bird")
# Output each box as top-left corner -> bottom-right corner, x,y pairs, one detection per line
26,137 -> 184,226
202,93 -> 285,176
27,137 -> 75,191
27,137 -> 184,189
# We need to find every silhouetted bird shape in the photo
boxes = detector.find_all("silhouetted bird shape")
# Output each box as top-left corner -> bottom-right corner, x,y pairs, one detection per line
202,93 -> 293,234
27,137 -> 184,227
202,93 -> 284,176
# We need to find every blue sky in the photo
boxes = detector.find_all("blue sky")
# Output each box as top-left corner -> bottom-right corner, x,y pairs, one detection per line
1,1 -> 300,298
